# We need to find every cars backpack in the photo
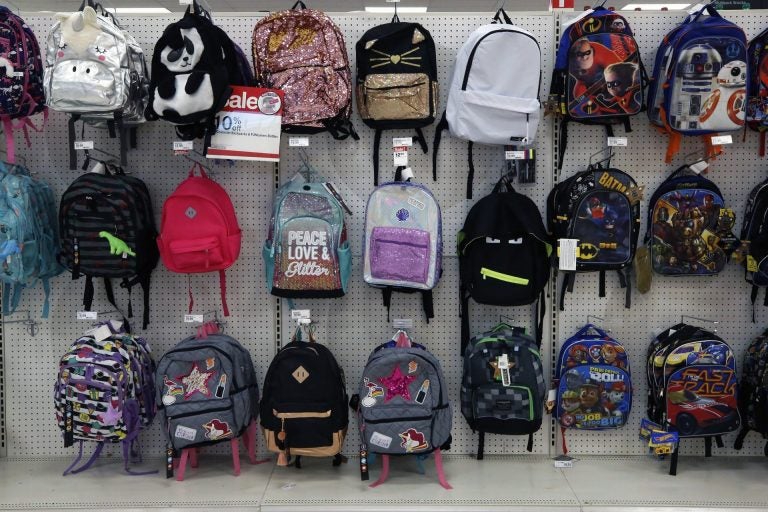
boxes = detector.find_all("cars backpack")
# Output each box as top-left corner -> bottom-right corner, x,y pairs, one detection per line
461,323 -> 545,458
263,172 -> 351,298
547,165 -> 641,310
0,6 -> 46,165
433,8 -> 541,199
356,18 -> 438,185
458,175 -> 552,350
554,324 -> 631,453
746,27 -> 768,155
260,330 -> 348,467
45,3 -> 149,169
645,165 -> 737,276
155,327 -> 259,477
550,7 -> 646,169
54,319 -> 156,475
251,2 -> 357,140
157,163 -> 241,317
734,327 -> 768,455
146,1 -> 252,142
647,4 -> 747,163
58,164 -> 159,328
739,176 -> 768,315
363,170 -> 441,321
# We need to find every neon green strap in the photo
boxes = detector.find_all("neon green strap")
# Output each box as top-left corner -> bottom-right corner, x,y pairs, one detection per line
480,267 -> 529,285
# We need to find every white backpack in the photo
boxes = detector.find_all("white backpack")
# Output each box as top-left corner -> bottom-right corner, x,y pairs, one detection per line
433,9 -> 541,198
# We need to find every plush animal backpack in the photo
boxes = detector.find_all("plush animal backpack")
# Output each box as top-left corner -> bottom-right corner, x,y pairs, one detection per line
263,172 -> 351,298
746,27 -> 768,155
461,322 -> 545,458
354,331 -> 451,485
260,330 -> 348,467
547,164 -> 641,310
550,7 -> 645,169
433,8 -> 541,198
147,0 -> 252,142
0,6 -> 46,164
458,175 -> 552,350
739,176 -> 768,314
356,18 -> 437,185
645,165 -> 737,277
54,319 -> 156,475
58,164 -> 159,328
252,1 -> 357,140
157,163 -> 241,317
45,3 -> 149,169
647,3 -> 747,163
734,327 -> 768,455
555,324 -> 631,453
363,169 -> 441,321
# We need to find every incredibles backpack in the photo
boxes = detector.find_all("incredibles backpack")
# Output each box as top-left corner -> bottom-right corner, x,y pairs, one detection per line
363,170 -> 441,321
647,4 -> 747,163
547,165 -> 641,310
461,323 -> 545,458
746,27 -> 768,155
734,327 -> 768,455
550,7 -> 646,169
741,176 -> 768,313
433,8 -> 541,199
157,164 -> 241,317
645,166 -> 737,277
356,18 -> 437,185
252,2 -> 357,140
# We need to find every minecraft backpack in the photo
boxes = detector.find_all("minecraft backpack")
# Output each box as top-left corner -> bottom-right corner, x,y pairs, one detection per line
746,26 -> 768,155
739,176 -> 768,315
734,327 -> 768,455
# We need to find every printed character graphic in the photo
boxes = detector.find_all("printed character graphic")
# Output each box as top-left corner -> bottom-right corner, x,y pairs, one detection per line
203,419 -> 233,441
566,344 -> 589,368
561,389 -> 582,414
589,345 -> 603,362
601,344 -> 626,368
579,381 -> 607,415
603,381 -> 628,419
399,428 -> 429,453
603,62 -> 641,113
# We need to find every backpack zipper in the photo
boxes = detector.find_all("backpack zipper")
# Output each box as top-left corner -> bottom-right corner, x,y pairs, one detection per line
480,267 -> 529,285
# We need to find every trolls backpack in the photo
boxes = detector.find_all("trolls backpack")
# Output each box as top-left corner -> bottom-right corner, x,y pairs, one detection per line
363,171 -> 441,321
550,7 -> 646,169
251,2 -> 357,140
260,333 -> 348,467
157,164 -> 241,317
547,165 -> 641,310
433,9 -> 541,199
263,172 -> 351,298
156,328 -> 259,476
555,324 -> 631,452
647,3 -> 747,163
146,1 -> 252,143
54,319 -> 156,475
645,166 -> 737,276
746,27 -> 768,155
458,175 -> 552,349
461,323 -> 545,458
58,165 -> 159,328
0,6 -> 46,164
734,327 -> 768,454
356,19 -> 438,185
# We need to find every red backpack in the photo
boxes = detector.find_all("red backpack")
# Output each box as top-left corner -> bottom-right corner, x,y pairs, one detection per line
157,164 -> 241,315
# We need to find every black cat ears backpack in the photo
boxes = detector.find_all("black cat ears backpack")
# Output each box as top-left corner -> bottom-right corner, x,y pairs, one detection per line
146,0 -> 253,143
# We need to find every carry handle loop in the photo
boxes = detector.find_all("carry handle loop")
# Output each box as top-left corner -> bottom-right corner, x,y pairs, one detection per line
575,322 -> 611,339
188,162 -> 208,179
292,1 -> 307,9
692,2 -> 722,22
394,330 -> 412,348
493,8 -> 513,25
78,0 -> 96,10
492,174 -> 515,194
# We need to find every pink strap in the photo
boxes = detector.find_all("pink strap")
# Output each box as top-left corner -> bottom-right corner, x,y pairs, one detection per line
395,331 -> 412,348
433,449 -> 452,490
188,275 -> 194,314
220,270 -> 229,316
188,162 -> 208,179
2,117 -> 15,163
369,454 -> 390,488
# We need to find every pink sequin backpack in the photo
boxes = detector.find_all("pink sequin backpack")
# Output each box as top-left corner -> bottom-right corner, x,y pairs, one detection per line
252,2 -> 357,140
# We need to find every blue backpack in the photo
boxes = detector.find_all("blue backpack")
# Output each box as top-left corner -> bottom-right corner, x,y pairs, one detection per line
647,3 -> 747,163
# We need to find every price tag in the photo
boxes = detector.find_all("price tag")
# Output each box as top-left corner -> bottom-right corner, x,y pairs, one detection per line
554,456 -> 575,468
748,255 -> 758,272
558,239 -> 579,271
12,71 -> 24,77
392,318 -> 413,329
545,389 -> 557,414
77,311 -> 98,320
711,135 -> 733,145
289,137 -> 309,147
74,141 -> 94,150
392,137 -> 413,147
173,140 -> 194,151
393,146 -> 408,166
84,324 -> 112,342
184,314 -> 204,323
690,160 -> 709,174
291,310 -> 311,324
607,136 -> 628,147
505,150 -> 527,160
179,0 -> 193,4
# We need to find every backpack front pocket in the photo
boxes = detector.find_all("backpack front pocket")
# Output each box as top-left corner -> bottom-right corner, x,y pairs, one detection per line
167,236 -> 225,272
363,408 -> 433,454
166,403 -> 236,450
360,73 -> 431,120
369,227 -> 430,284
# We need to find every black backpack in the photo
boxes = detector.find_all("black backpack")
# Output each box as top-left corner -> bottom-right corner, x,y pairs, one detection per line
547,165 -> 641,310
146,1 -> 252,143
734,327 -> 768,455
458,176 -> 552,350
58,164 -> 159,328
260,334 -> 348,468
356,19 -> 438,185
740,177 -> 768,316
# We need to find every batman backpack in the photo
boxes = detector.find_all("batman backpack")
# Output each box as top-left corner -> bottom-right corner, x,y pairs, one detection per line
547,164 -> 641,310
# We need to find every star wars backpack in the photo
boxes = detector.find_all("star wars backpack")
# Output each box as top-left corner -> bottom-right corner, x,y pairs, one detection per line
252,2 -> 357,140
550,6 -> 646,169
746,26 -> 768,155
461,323 -> 545,458
734,327 -> 768,454
645,166 -> 737,276
356,19 -> 438,185
647,3 -> 747,163
547,165 -> 641,310
363,170 -> 441,321
739,176 -> 768,313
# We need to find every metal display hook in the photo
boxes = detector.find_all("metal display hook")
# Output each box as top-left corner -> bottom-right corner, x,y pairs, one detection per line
3,309 -> 38,337
681,315 -> 719,333
588,147 -> 614,169
587,314 -> 612,332
184,151 -> 214,175
683,149 -> 722,169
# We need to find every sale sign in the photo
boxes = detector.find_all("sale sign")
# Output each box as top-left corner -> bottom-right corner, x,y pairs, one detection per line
207,86 -> 284,161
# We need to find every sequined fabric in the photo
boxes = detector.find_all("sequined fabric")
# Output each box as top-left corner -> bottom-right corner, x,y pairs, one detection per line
357,72 -> 434,120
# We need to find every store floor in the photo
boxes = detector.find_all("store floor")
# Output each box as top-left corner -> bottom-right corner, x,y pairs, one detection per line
0,455 -> 766,511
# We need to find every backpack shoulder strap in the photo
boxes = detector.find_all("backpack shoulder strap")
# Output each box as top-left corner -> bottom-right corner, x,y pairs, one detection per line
432,112 -> 448,182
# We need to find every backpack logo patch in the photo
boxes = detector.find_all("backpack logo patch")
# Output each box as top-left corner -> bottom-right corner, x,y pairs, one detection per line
396,208 -> 410,222
369,47 -> 421,69
361,377 -> 384,407
203,418 -> 233,441
179,363 -> 214,398
185,206 -> 197,219
399,428 -> 429,452
292,365 -> 309,383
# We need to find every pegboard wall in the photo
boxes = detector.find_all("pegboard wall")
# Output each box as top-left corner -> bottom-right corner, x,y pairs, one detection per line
1,8 -> 768,465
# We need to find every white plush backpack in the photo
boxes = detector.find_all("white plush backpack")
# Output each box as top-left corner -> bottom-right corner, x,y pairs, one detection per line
433,8 -> 541,198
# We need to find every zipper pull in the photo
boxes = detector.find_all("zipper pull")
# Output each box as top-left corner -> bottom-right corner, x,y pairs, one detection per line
277,417 -> 286,444
165,443 -> 175,479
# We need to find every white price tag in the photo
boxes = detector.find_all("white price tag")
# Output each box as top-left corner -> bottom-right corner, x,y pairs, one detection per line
689,160 -> 709,174
12,71 -> 24,77
505,150 -> 526,160
607,137 -> 628,147
173,140 -> 194,151
559,238 -> 579,271
392,137 -> 413,147
184,314 -> 204,323
179,0 -> 193,4
711,135 -> 732,145
554,458 -> 574,468
84,324 -> 112,343
73,141 -> 94,150
393,147 -> 408,166
291,309 -> 311,323
289,137 -> 309,147
77,311 -> 98,320
392,318 -> 414,329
